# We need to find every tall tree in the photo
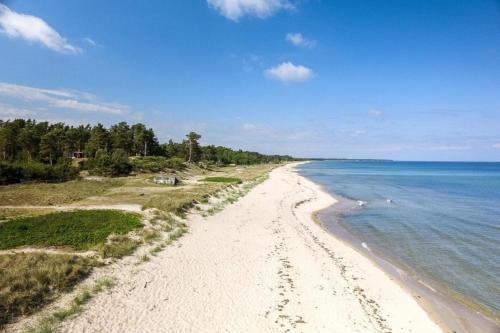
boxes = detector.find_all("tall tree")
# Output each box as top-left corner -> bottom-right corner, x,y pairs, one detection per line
131,123 -> 147,156
0,120 -> 23,160
110,122 -> 133,154
185,132 -> 201,163
19,120 -> 40,161
40,131 -> 60,165
86,124 -> 109,157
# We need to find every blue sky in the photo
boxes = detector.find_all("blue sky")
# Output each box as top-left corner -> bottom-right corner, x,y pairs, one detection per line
1,0 -> 500,161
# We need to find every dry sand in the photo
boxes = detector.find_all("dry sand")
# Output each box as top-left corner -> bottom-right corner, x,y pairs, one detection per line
60,163 -> 443,333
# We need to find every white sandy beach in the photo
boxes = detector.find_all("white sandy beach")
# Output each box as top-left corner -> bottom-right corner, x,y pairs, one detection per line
59,163 -> 443,333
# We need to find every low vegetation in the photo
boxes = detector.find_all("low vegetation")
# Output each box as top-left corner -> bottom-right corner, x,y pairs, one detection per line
0,156 -> 278,329
130,156 -> 185,173
0,178 -> 123,206
0,161 -> 78,185
0,253 -> 95,327
97,235 -> 141,259
0,119 -> 293,183
0,210 -> 142,251
203,176 -> 242,184
26,277 -> 115,333
0,207 -> 56,220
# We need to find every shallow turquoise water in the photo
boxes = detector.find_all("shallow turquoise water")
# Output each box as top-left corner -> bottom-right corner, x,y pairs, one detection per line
298,161 -> 500,316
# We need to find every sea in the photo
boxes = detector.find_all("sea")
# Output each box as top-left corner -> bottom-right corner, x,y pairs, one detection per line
297,160 -> 500,329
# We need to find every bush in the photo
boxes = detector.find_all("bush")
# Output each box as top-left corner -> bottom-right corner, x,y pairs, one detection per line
110,149 -> 132,176
130,156 -> 185,173
86,149 -> 132,177
0,161 -> 79,185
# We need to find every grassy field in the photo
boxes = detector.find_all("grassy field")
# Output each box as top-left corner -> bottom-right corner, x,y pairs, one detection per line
0,210 -> 142,251
0,179 -> 124,206
0,253 -> 95,327
0,207 -> 57,220
203,176 -> 242,183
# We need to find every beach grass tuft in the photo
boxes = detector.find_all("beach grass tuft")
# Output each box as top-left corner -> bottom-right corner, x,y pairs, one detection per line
26,277 -> 115,333
0,253 -> 95,327
97,234 -> 141,259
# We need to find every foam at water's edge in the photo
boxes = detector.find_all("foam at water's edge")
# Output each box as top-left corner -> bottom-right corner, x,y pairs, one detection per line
315,203 -> 500,333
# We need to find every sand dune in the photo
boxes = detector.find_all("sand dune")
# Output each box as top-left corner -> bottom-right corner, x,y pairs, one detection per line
60,163 -> 442,333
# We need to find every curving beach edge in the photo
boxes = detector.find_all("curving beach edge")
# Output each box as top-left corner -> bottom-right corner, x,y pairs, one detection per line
57,162 -> 444,333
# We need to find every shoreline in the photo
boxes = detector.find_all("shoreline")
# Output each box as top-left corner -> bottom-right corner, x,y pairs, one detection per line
20,162 -> 445,332
294,163 -> 499,333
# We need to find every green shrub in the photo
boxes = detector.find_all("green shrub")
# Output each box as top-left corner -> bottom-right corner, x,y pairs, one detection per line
0,210 -> 142,251
130,156 -> 185,173
0,161 -> 78,185
86,149 -> 132,177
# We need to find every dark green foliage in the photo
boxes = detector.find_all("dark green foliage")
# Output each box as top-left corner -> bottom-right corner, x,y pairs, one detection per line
86,149 -> 132,177
0,210 -> 142,251
185,132 -> 202,163
110,149 -> 133,175
0,161 -> 79,185
110,122 -> 133,154
0,119 -> 161,164
85,123 -> 110,158
201,145 -> 293,165
203,177 -> 242,184
0,253 -> 94,327
0,119 -> 294,182
130,156 -> 185,173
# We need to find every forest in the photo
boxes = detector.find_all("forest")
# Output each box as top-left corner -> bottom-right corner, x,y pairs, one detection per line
0,119 -> 293,184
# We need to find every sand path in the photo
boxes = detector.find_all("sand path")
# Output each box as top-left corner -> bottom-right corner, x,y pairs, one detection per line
59,164 -> 442,333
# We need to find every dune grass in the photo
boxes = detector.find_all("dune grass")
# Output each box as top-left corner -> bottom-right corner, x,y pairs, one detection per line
0,179 -> 124,206
97,234 -> 142,259
0,210 -> 142,251
0,207 -> 57,221
0,253 -> 95,327
26,277 -> 115,333
142,184 -> 223,215
0,164 -> 276,329
203,177 -> 242,184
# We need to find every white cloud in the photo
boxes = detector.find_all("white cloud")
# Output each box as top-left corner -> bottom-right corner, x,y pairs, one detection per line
285,32 -> 315,48
0,82 -> 128,115
0,4 -> 81,54
265,62 -> 313,83
368,109 -> 384,116
207,0 -> 293,21
492,143 -> 500,149
83,37 -> 96,46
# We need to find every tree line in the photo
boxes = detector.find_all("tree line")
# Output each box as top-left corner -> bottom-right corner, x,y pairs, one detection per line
0,119 -> 293,183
